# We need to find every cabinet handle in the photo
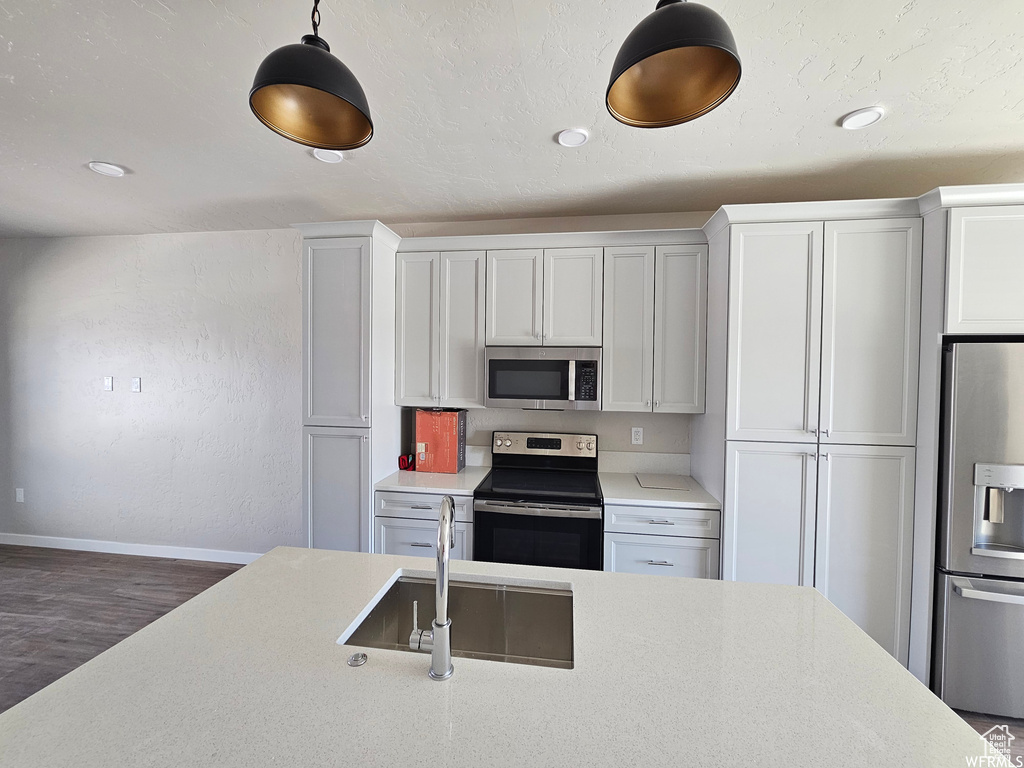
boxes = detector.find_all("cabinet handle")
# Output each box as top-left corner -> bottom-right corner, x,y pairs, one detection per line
823,428 -> 831,438
647,519 -> 674,525
645,400 -> 651,408
655,401 -> 660,408
825,452 -> 831,461
646,560 -> 674,567
410,505 -> 432,510
362,414 -> 368,421
809,427 -> 817,435
410,543 -> 433,549
362,435 -> 369,442
807,452 -> 817,460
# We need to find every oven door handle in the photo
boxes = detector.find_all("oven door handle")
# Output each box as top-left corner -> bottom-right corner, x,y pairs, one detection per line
952,577 -> 1024,607
474,499 -> 602,520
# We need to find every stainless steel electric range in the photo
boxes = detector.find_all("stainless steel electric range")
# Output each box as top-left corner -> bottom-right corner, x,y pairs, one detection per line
473,431 -> 603,571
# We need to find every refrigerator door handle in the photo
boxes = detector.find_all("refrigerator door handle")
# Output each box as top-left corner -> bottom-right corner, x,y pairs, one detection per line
952,577 -> 1024,607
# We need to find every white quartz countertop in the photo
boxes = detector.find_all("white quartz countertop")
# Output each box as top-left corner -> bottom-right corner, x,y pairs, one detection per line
374,467 -> 490,496
0,547 -> 984,767
599,472 -> 721,508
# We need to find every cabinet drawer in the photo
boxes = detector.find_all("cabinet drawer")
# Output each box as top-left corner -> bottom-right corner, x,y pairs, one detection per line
375,491 -> 472,522
373,516 -> 473,560
604,504 -> 720,538
604,532 -> 720,579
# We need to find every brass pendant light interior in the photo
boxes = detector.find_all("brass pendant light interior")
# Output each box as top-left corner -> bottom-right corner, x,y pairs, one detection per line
607,0 -> 741,128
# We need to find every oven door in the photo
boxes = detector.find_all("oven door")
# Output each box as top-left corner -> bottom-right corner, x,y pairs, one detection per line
484,347 -> 601,410
473,500 -> 603,570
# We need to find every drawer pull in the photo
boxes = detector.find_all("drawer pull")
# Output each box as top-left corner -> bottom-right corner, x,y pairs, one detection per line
647,519 -> 674,525
646,560 -> 674,566
410,505 -> 433,510
410,543 -> 433,549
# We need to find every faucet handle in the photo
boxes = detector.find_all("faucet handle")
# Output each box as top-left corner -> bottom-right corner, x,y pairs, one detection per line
409,599 -> 432,651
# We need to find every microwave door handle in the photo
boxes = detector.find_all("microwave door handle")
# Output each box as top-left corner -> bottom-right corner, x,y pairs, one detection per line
952,578 -> 1024,607
568,360 -> 576,401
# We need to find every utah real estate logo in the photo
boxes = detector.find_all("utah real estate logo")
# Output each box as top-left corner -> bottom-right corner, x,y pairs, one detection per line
966,725 -> 1019,767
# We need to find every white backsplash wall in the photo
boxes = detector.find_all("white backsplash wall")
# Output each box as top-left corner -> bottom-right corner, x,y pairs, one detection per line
466,409 -> 691,453
0,229 -> 305,555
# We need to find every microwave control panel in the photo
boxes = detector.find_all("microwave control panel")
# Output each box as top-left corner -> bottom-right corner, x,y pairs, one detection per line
575,361 -> 598,401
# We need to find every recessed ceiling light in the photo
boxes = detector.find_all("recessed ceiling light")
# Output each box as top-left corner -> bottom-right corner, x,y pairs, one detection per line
557,128 -> 590,147
88,161 -> 126,177
840,106 -> 886,130
312,148 -> 345,163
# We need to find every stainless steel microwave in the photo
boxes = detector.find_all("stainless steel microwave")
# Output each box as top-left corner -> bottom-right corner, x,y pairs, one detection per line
484,347 -> 601,410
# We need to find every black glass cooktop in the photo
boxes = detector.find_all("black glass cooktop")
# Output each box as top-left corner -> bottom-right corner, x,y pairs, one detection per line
474,468 -> 602,506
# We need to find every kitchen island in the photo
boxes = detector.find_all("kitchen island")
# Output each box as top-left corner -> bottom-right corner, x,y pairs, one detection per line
0,547 -> 984,767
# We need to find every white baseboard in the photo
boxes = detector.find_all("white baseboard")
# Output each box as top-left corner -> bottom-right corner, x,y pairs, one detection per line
0,532 -> 263,565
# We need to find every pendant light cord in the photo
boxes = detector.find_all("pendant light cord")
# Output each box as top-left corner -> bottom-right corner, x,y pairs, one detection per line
311,0 -> 320,37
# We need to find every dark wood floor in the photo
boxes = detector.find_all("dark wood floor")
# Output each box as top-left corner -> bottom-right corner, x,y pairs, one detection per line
0,544 -> 241,714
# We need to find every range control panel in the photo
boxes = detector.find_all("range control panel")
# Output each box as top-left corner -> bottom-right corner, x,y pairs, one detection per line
492,431 -> 598,458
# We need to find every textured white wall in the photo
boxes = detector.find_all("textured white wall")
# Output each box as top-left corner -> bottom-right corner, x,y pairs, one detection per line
0,229 -> 304,554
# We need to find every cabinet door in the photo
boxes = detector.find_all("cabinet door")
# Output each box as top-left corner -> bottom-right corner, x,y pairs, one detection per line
304,427 -> 370,552
820,220 -> 921,446
303,239 -> 371,427
947,205 -> 1024,333
373,517 -> 472,561
439,251 -> 486,408
726,223 -> 823,442
815,445 -> 915,665
602,246 -> 655,411
603,532 -> 719,579
654,244 -> 708,413
375,491 -> 473,523
395,252 -> 439,407
724,441 -> 817,586
543,248 -> 603,346
485,249 -> 543,346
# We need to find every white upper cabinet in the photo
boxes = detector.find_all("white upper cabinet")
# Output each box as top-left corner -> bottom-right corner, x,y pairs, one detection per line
395,252 -> 439,406
485,247 -> 602,346
602,246 -> 655,411
727,223 -> 823,443
946,205 -> 1024,333
485,249 -> 544,346
654,245 -> 707,413
543,248 -> 603,346
814,445 -> 915,665
820,219 -> 921,446
304,238 -> 371,428
396,251 -> 485,408
439,251 -> 486,407
725,441 -> 817,586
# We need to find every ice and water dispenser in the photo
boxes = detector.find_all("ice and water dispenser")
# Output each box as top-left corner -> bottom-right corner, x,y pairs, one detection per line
973,463 -> 1024,557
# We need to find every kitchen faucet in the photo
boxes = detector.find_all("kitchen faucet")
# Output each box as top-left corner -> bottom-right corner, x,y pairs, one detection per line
408,495 -> 455,680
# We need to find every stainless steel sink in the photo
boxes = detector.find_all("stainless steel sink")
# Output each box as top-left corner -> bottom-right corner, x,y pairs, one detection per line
340,575 -> 574,669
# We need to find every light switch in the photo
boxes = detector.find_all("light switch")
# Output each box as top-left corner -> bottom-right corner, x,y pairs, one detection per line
15,488 -> 24,503
103,376 -> 114,391
131,378 -> 142,393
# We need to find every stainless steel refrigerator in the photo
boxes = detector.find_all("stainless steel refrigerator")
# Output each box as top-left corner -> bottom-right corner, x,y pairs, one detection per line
934,341 -> 1024,718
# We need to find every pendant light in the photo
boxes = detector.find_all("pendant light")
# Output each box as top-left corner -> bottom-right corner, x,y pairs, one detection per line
249,1 -> 373,150
606,0 -> 741,128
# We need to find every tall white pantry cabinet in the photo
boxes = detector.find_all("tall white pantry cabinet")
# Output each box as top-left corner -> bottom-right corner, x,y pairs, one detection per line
296,222 -> 402,555
693,212 -> 923,667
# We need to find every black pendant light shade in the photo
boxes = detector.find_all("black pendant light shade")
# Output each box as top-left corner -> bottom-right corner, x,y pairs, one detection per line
250,11 -> 373,150
607,0 -> 741,128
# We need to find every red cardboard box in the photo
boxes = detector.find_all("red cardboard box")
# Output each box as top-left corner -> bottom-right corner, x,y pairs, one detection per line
414,409 -> 467,474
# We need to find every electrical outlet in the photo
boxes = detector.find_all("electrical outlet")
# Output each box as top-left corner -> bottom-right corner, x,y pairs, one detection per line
15,488 -> 24,503
631,427 -> 643,445
103,376 -> 114,391
131,378 -> 142,393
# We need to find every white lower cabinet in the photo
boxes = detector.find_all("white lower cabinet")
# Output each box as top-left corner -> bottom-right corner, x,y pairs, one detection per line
814,445 -> 915,665
374,516 -> 473,560
304,427 -> 371,552
604,502 -> 721,579
373,490 -> 473,560
604,532 -> 719,579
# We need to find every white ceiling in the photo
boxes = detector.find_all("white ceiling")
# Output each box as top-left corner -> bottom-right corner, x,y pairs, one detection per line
1,0 -> 1022,238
